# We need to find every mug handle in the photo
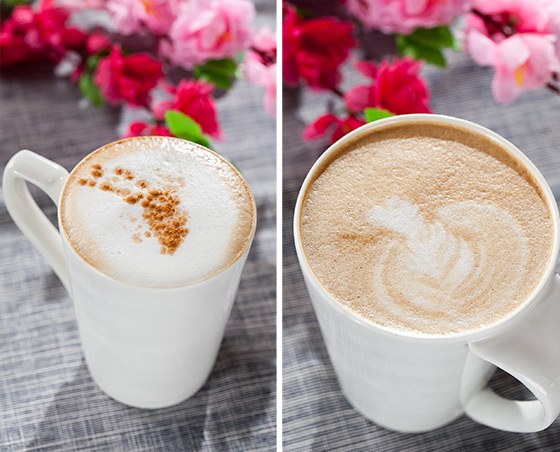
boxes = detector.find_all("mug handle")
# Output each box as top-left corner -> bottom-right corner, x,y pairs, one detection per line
3,150 -> 70,292
464,274 -> 560,432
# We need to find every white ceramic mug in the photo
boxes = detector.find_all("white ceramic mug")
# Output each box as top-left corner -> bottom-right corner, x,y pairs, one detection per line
3,146 -> 256,409
293,114 -> 560,433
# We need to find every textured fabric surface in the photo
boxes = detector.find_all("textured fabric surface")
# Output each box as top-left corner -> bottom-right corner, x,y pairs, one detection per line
0,2 -> 276,451
282,30 -> 560,451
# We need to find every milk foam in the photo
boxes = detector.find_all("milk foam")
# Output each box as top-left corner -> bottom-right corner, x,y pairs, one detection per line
300,122 -> 553,335
62,138 -> 255,287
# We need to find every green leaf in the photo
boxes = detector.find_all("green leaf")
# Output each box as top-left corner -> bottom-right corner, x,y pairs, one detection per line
2,0 -> 31,7
396,26 -> 458,67
194,58 -> 239,90
364,108 -> 395,123
396,35 -> 447,67
78,73 -> 104,107
86,54 -> 102,72
407,26 -> 457,49
165,110 -> 211,148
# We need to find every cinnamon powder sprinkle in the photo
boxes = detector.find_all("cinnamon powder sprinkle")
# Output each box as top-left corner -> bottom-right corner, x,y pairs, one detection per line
125,194 -> 144,204
91,164 -> 103,178
141,189 -> 189,255
82,165 -> 189,254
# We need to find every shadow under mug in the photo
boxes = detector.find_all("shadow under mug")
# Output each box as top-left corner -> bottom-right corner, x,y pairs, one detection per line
293,114 -> 560,433
3,142 -> 256,409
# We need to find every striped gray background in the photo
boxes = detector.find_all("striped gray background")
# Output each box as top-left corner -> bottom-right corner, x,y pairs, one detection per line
282,28 -> 560,451
0,1 -> 276,450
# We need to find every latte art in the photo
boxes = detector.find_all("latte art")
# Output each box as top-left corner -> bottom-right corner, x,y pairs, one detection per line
300,121 -> 553,335
367,197 -> 529,332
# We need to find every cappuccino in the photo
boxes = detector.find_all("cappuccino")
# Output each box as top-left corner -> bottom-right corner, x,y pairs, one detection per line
61,137 -> 255,287
300,122 -> 553,335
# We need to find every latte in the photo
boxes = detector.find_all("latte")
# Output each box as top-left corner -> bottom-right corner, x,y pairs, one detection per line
61,137 -> 255,287
300,121 -> 553,335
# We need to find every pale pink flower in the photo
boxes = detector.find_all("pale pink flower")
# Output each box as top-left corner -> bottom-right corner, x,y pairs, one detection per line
465,0 -> 560,102
106,0 -> 176,35
345,0 -> 473,35
251,25 -> 276,53
159,0 -> 255,69
263,64 -> 276,116
134,0 -> 176,35
468,32 -> 560,103
57,0 -> 107,10
242,26 -> 277,115
465,0 -> 557,42
106,0 -> 143,35
243,52 -> 276,115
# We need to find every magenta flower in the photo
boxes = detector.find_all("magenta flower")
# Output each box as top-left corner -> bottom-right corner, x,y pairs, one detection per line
465,0 -> 560,103
0,0 -> 87,67
122,121 -> 173,138
159,0 -> 255,69
94,46 -> 164,107
303,114 -> 366,144
152,80 -> 224,139
344,58 -> 431,115
345,0 -> 473,35
283,5 -> 355,90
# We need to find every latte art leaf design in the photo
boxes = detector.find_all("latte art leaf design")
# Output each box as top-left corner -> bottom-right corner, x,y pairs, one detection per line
366,197 -> 529,330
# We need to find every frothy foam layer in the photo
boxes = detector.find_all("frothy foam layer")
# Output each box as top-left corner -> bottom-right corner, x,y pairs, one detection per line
301,122 -> 553,335
62,137 -> 255,287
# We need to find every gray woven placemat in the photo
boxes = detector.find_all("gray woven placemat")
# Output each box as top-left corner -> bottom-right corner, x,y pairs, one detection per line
0,2 -> 276,450
282,36 -> 560,451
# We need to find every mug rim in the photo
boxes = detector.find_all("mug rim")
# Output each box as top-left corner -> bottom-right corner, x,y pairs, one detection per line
293,113 -> 560,342
57,136 -> 257,290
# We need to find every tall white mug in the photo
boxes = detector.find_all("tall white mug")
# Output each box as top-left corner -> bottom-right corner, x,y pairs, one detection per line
3,141 -> 256,409
294,114 -> 560,433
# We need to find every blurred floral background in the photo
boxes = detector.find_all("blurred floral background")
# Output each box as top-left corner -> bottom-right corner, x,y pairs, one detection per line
1,0 -> 277,147
283,0 -> 560,144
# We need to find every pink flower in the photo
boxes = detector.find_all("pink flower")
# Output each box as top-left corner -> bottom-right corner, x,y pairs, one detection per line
251,25 -> 277,54
94,46 -> 164,106
122,121 -> 173,138
465,0 -> 560,102
345,58 -> 431,115
159,0 -> 255,69
242,26 -> 277,115
57,0 -> 107,11
283,6 -> 355,90
243,53 -> 277,115
106,0 -> 176,36
152,80 -> 223,139
467,32 -> 560,103
345,0 -> 473,35
106,0 -> 143,35
303,114 -> 366,144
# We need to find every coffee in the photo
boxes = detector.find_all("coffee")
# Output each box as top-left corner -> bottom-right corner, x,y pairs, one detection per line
61,137 -> 255,287
300,121 -> 553,335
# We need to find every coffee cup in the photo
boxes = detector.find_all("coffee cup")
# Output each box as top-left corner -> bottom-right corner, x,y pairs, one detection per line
3,137 -> 256,409
293,114 -> 560,432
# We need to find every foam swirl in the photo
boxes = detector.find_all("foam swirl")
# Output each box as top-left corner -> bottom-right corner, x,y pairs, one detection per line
367,197 -> 529,332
